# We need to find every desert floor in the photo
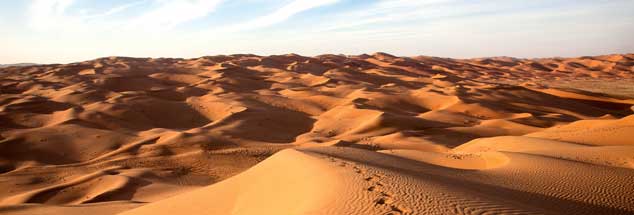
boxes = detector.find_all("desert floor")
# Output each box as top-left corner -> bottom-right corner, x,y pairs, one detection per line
1,53 -> 633,215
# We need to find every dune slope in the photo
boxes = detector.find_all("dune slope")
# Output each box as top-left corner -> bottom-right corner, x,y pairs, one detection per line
123,147 -> 634,215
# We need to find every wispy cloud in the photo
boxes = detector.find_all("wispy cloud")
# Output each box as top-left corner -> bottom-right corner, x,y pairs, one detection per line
83,1 -> 145,20
220,0 -> 340,32
28,0 -> 141,31
28,0 -> 76,30
319,0 -> 455,32
27,0 -> 222,32
128,0 -> 224,31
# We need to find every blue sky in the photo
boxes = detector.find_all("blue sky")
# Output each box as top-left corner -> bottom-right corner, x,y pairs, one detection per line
1,0 -> 633,64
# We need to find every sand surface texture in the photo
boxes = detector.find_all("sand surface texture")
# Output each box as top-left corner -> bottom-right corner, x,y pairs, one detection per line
1,53 -> 633,214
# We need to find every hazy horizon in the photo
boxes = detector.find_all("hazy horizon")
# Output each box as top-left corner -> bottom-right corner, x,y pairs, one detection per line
1,0 -> 633,64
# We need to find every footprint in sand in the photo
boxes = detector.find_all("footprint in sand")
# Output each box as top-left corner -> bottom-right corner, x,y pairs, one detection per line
338,161 -> 349,167
364,174 -> 384,182
363,174 -> 411,215
322,156 -> 411,214
353,166 -> 366,174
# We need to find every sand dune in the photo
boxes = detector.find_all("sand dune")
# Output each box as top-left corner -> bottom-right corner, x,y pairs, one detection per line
123,147 -> 634,215
1,53 -> 633,214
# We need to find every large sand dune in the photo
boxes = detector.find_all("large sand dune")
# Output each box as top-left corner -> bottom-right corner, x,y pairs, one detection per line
0,53 -> 633,214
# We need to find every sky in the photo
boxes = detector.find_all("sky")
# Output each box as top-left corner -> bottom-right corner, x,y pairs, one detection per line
0,0 -> 633,64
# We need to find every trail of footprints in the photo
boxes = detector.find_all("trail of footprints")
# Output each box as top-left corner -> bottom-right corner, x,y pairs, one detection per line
324,156 -> 412,215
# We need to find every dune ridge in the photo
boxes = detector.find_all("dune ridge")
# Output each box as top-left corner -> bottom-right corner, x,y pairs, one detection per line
1,53 -> 633,214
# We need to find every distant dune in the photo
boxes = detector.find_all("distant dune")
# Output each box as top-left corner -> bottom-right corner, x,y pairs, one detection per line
0,53 -> 633,215
0,63 -> 37,68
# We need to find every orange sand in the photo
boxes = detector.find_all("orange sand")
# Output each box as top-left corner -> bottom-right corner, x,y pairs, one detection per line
1,53 -> 633,214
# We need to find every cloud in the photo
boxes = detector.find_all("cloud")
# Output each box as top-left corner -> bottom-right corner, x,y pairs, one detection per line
28,0 -> 76,30
128,0 -> 224,30
27,0 -> 220,32
83,1 -> 145,20
319,0 -> 455,32
220,0 -> 340,32
28,0 -> 142,31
